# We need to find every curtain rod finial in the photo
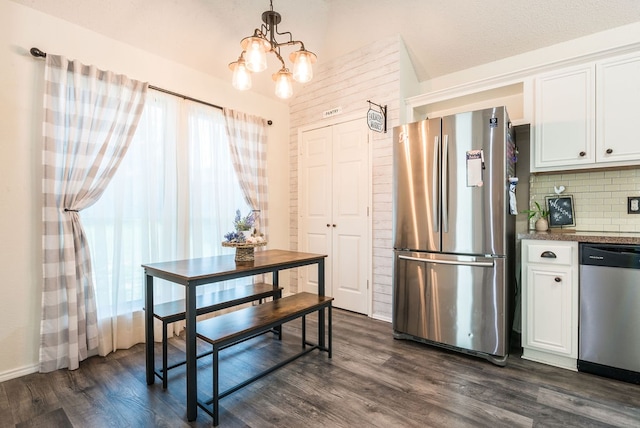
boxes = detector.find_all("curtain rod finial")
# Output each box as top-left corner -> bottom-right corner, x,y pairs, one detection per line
30,47 -> 46,58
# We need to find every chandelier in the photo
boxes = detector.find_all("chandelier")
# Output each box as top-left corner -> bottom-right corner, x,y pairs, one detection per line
229,0 -> 317,99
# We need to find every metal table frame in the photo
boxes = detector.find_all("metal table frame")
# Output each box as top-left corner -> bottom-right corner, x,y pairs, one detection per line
142,249 -> 326,421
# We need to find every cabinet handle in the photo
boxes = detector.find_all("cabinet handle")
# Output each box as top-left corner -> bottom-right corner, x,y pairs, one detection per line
579,151 -> 586,157
554,277 -> 562,283
606,148 -> 613,154
540,251 -> 557,258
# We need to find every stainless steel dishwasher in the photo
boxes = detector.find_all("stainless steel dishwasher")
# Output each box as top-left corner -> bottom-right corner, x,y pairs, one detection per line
578,243 -> 640,384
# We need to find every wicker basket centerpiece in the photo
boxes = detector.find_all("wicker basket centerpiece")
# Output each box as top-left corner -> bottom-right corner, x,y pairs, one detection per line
221,240 -> 267,262
222,209 -> 266,262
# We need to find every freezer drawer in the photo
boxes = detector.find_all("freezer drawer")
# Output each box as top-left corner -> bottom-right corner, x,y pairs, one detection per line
392,251 -> 508,359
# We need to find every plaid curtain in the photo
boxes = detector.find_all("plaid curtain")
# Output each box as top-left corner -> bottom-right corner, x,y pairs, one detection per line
223,108 -> 269,241
40,55 -> 147,372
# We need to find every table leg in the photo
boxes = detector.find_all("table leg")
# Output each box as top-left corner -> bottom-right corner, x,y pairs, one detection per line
272,270 -> 281,339
272,270 -> 279,295
318,258 -> 325,348
186,281 -> 198,421
145,273 -> 154,385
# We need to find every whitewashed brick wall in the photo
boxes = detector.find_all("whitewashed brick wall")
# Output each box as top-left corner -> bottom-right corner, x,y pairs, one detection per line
289,35 -> 404,321
528,167 -> 640,232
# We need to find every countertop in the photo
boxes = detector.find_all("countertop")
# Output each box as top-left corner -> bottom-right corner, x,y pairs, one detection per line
518,230 -> 640,245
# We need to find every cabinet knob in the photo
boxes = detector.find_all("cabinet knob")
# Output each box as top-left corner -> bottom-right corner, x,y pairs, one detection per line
332,224 -> 337,227
579,151 -> 586,157
554,277 -> 562,283
606,148 -> 613,154
326,224 -> 330,227
541,251 -> 557,258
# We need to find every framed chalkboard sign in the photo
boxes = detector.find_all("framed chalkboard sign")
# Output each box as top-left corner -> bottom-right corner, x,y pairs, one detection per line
546,195 -> 575,227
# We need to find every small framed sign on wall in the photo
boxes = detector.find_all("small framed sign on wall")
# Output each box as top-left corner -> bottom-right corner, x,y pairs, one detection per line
546,195 -> 575,227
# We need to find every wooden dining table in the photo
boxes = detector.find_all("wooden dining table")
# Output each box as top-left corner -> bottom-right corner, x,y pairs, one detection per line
142,249 -> 327,421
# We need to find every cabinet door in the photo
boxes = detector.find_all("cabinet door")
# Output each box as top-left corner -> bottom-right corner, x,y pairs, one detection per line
533,65 -> 595,169
596,52 -> 640,163
524,266 -> 575,357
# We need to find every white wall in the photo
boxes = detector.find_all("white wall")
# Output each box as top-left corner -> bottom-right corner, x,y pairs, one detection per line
0,0 -> 290,380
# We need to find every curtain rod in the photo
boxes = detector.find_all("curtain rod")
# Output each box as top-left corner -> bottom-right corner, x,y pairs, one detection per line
29,47 -> 273,125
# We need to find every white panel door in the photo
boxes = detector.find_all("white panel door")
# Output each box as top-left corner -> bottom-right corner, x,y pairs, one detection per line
331,119 -> 369,314
299,119 -> 370,314
299,126 -> 332,295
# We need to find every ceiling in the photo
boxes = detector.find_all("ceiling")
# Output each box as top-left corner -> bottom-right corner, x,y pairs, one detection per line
13,0 -> 640,100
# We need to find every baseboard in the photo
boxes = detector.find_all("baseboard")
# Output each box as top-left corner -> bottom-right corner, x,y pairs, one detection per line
371,313 -> 392,323
0,363 -> 39,382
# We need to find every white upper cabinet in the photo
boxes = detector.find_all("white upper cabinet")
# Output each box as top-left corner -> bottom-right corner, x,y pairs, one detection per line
533,51 -> 640,171
596,52 -> 640,163
533,64 -> 595,169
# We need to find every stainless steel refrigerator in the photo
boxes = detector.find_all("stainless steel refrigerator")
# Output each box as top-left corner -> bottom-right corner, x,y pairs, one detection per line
392,106 -> 518,366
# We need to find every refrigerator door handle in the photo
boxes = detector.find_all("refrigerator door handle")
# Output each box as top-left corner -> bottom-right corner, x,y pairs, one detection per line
433,135 -> 440,232
442,135 -> 449,233
398,255 -> 495,268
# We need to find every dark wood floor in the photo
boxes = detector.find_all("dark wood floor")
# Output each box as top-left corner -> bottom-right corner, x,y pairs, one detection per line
2,309 -> 639,427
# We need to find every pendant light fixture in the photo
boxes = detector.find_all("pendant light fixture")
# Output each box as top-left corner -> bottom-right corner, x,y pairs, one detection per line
229,0 -> 317,99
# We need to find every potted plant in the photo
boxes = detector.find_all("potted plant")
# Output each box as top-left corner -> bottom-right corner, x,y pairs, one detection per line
522,201 -> 550,231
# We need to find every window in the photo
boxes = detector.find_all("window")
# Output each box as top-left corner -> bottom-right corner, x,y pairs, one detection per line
83,90 -> 251,317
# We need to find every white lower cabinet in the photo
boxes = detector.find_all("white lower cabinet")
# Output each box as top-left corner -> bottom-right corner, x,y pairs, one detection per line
521,239 -> 579,370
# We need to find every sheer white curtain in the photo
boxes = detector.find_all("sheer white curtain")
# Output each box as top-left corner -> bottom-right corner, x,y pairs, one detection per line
223,108 -> 270,241
82,92 -> 181,353
40,55 -> 147,372
83,91 -> 251,355
187,102 -> 253,259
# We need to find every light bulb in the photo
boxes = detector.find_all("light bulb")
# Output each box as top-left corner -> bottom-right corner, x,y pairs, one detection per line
290,50 -> 317,83
229,60 -> 252,91
241,36 -> 269,72
272,69 -> 293,99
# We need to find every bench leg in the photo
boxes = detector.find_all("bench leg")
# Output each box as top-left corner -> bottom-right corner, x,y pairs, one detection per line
302,315 -> 306,349
213,346 -> 220,426
162,321 -> 168,389
328,305 -> 332,358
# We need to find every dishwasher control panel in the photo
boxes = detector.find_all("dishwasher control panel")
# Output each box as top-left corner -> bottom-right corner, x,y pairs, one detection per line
580,244 -> 640,269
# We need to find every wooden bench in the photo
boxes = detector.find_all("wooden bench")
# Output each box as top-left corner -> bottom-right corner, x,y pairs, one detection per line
195,291 -> 333,426
149,282 -> 282,388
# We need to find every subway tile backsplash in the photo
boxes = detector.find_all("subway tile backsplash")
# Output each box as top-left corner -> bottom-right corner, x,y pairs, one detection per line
529,167 -> 640,232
